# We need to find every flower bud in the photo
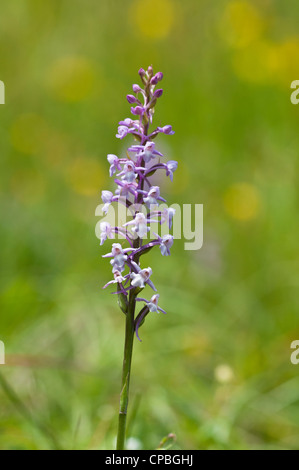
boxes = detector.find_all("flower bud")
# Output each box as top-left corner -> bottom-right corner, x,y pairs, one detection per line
147,65 -> 153,78
150,76 -> 159,86
153,88 -> 163,98
127,94 -> 138,104
138,68 -> 147,85
151,73 -> 163,85
159,125 -> 174,135
133,84 -> 142,93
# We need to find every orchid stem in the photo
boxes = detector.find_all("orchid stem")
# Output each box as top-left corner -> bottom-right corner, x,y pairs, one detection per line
116,289 -> 136,450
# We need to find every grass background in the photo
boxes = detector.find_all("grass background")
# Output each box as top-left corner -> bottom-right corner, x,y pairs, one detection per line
1,0 -> 299,450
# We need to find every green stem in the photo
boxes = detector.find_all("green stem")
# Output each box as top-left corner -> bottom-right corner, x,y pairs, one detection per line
116,289 -> 136,450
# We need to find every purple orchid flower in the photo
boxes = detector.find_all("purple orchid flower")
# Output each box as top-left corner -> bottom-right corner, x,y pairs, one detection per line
103,270 -> 127,289
136,294 -> 166,314
100,222 -> 114,245
116,161 -> 146,184
154,233 -> 174,256
107,154 -> 122,177
101,190 -> 118,214
165,160 -> 178,181
157,125 -> 175,135
100,66 -> 179,450
101,66 -> 178,342
123,212 -> 157,239
138,186 -> 167,207
130,261 -> 156,291
114,179 -> 138,197
134,294 -> 166,341
128,141 -> 163,163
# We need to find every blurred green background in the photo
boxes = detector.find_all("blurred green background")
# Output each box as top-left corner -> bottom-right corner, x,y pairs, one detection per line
1,0 -> 299,450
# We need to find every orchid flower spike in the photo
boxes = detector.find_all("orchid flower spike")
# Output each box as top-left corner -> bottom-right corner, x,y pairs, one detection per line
100,66 -> 177,345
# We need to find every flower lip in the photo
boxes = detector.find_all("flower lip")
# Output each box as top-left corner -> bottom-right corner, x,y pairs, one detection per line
141,267 -> 152,280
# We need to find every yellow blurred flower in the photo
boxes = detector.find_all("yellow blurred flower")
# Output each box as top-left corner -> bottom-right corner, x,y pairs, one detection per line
232,40 -> 278,84
220,0 -> 265,49
47,56 -> 96,102
232,38 -> 299,86
223,182 -> 261,221
68,157 -> 105,197
130,0 -> 175,40
274,39 -> 299,85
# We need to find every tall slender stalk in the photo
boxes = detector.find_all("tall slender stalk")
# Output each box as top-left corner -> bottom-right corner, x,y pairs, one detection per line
100,66 -> 176,451
116,289 -> 136,450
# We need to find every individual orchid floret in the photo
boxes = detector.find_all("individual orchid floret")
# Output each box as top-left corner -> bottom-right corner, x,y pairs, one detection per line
153,89 -> 163,99
116,119 -> 143,140
116,125 -> 131,140
101,190 -> 117,214
107,154 -> 122,177
100,222 -> 114,245
138,186 -> 166,207
103,270 -> 127,289
134,294 -> 166,341
131,106 -> 145,116
114,179 -> 138,198
117,161 -> 138,183
127,94 -> 139,104
128,141 -> 163,163
124,212 -> 156,239
136,294 -> 166,314
150,72 -> 163,85
103,243 -> 133,273
130,262 -> 156,291
132,84 -> 142,93
151,207 -> 176,229
161,207 -> 176,229
155,234 -> 174,256
165,160 -> 178,182
157,125 -> 175,135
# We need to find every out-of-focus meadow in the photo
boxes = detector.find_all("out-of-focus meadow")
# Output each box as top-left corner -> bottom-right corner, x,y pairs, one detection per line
1,0 -> 299,450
